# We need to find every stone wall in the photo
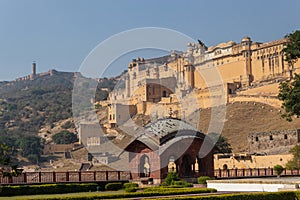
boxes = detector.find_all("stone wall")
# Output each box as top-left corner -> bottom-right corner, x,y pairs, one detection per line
248,129 -> 300,155
214,154 -> 293,169
228,95 -> 282,108
43,143 -> 80,154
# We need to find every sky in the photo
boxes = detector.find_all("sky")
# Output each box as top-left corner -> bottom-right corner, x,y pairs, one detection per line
0,0 -> 299,80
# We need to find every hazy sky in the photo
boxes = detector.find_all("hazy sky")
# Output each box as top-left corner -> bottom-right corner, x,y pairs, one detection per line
0,0 -> 299,80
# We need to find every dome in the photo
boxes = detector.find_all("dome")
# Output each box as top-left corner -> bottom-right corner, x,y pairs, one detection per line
242,36 -> 251,42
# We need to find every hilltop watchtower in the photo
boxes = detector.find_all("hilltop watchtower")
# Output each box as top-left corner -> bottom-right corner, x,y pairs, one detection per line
30,62 -> 36,80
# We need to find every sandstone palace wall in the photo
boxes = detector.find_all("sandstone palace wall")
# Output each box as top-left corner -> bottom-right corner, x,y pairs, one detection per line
106,36 -> 300,127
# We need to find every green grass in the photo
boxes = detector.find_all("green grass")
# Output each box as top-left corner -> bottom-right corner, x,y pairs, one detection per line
0,188 -> 216,200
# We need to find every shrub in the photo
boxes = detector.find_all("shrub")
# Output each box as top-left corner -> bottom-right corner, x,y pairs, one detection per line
274,165 -> 284,176
52,130 -> 78,144
125,187 -> 137,193
124,182 -> 138,188
143,187 -> 215,194
163,172 -> 179,186
198,176 -> 211,184
105,182 -> 123,191
171,181 -> 193,188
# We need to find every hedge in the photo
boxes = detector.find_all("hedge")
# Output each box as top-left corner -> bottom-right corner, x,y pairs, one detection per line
153,191 -> 297,200
0,183 -> 98,196
125,187 -> 138,193
123,182 -> 139,188
170,181 -> 193,188
6,186 -> 300,200
104,182 -> 123,191
198,176 -> 211,184
17,188 -> 217,199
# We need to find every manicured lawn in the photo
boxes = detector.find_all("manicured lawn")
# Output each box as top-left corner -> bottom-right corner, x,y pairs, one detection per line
0,190 -> 124,200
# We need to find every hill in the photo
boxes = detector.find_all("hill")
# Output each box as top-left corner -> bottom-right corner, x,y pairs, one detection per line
0,72 -> 75,136
0,71 -> 118,136
0,70 -> 117,165
197,101 -> 300,152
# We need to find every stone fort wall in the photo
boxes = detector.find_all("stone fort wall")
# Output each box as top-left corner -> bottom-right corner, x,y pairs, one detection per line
248,129 -> 300,155
214,154 -> 293,169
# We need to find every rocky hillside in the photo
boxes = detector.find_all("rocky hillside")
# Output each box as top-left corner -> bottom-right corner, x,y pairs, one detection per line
0,71 -> 117,137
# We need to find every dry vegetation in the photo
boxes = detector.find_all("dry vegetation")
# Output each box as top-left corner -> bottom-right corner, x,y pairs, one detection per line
198,101 -> 300,152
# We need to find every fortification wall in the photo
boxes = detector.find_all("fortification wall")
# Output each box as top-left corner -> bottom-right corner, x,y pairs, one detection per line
228,95 -> 282,108
238,82 -> 280,96
248,129 -> 300,155
43,143 -> 80,154
214,154 -> 293,169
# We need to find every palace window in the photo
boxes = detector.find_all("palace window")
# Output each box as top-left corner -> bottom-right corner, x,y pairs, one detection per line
164,65 -> 168,71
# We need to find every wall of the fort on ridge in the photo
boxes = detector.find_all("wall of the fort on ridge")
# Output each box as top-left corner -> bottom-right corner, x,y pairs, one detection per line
214,154 -> 293,169
248,129 -> 300,155
228,95 -> 282,108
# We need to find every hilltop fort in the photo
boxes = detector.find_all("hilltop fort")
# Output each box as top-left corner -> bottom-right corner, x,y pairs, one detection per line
104,36 -> 300,128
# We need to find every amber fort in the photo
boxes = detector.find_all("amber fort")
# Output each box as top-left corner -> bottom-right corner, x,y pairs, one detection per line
105,36 -> 300,128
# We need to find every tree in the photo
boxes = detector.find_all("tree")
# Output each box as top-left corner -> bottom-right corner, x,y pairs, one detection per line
273,165 -> 284,178
27,154 -> 40,164
52,130 -> 78,144
17,136 -> 43,163
283,30 -> 300,78
208,133 -> 232,153
286,145 -> 300,170
0,144 -> 23,177
278,31 -> 300,121
278,74 -> 300,121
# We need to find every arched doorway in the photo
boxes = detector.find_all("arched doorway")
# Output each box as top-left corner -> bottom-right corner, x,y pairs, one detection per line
180,154 -> 193,177
139,155 -> 151,177
168,156 -> 176,172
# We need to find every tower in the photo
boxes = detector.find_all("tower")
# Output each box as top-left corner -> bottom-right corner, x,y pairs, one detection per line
184,64 -> 195,89
241,37 -> 253,86
30,62 -> 36,80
